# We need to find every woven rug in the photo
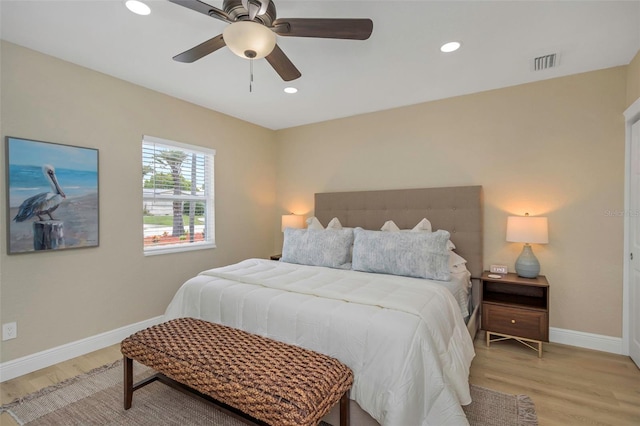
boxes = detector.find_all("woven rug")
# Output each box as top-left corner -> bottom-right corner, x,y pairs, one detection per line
1,360 -> 538,425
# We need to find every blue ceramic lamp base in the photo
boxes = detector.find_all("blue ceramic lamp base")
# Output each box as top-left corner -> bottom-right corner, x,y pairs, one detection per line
515,244 -> 540,278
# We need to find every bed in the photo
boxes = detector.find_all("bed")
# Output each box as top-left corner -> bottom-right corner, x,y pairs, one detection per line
164,186 -> 483,426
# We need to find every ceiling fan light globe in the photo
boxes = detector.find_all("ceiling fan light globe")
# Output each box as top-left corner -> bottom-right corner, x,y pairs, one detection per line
223,21 -> 276,59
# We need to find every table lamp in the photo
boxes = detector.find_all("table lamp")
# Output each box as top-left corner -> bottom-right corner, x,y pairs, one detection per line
281,214 -> 304,231
506,213 -> 549,278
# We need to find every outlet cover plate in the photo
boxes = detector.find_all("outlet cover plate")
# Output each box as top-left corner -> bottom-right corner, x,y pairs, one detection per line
490,264 -> 508,274
2,322 -> 17,341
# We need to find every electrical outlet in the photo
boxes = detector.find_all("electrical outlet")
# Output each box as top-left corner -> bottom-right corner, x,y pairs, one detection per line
2,322 -> 17,341
490,264 -> 508,274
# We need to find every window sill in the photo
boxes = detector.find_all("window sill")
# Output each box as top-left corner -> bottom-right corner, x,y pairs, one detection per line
144,242 -> 216,256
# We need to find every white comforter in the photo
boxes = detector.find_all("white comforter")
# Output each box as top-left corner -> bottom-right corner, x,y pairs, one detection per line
164,258 -> 475,426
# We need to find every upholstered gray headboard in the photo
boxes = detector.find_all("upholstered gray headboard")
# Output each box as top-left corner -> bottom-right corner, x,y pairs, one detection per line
314,186 -> 484,278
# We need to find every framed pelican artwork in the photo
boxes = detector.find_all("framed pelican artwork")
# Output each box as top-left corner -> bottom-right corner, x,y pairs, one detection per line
5,137 -> 99,254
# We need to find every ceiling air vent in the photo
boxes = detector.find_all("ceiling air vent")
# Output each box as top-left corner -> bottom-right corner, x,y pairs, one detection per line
533,53 -> 558,71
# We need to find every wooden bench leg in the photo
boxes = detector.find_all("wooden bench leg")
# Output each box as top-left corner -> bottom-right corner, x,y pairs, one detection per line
340,391 -> 350,426
124,356 -> 133,410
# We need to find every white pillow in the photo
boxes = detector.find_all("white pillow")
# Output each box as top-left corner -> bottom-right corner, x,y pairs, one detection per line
412,218 -> 433,232
326,217 -> 343,229
306,216 -> 345,230
449,251 -> 467,271
380,220 -> 400,232
306,217 -> 324,230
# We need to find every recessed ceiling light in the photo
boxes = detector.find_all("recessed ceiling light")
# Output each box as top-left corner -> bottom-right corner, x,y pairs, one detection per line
440,41 -> 461,53
125,0 -> 151,16
284,87 -> 298,94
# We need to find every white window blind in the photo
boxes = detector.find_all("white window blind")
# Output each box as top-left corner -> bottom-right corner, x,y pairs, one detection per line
142,135 -> 215,255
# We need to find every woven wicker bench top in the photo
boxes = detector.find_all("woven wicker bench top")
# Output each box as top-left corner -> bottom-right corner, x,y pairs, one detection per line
121,317 -> 353,426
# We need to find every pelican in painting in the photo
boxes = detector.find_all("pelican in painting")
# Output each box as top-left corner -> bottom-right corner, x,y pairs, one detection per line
13,164 -> 66,222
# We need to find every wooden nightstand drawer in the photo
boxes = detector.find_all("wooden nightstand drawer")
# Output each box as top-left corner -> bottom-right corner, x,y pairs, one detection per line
483,303 -> 549,342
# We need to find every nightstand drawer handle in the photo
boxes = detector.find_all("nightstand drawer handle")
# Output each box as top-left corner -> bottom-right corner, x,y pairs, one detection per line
511,319 -> 516,324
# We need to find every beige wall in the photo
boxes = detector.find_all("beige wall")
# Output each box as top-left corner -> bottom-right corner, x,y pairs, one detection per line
628,50 -> 640,107
0,42 -> 277,362
275,67 -> 627,338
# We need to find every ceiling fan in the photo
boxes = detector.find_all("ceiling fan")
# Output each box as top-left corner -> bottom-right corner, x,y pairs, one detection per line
169,0 -> 373,81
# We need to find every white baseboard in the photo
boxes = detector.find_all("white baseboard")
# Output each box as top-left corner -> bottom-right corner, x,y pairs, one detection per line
0,316 -> 164,382
549,327 -> 624,355
0,319 -> 625,383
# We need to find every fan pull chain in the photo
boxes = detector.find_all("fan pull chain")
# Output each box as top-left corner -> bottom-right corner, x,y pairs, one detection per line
249,58 -> 254,93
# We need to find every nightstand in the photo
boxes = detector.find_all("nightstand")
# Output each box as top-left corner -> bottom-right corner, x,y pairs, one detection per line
270,254 -> 282,261
481,271 -> 549,357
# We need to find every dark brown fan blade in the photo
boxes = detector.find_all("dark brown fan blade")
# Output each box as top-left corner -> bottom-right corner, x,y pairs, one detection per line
173,34 -> 226,63
265,44 -> 301,81
168,0 -> 232,23
272,18 -> 373,40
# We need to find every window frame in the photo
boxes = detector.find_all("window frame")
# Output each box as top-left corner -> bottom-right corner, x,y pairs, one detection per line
142,135 -> 216,256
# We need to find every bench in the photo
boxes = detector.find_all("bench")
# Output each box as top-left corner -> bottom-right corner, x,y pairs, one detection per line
121,318 -> 354,426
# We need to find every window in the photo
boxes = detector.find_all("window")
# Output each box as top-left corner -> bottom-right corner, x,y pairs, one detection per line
142,135 -> 215,255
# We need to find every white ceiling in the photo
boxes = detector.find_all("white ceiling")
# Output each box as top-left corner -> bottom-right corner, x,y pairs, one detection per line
1,0 -> 639,130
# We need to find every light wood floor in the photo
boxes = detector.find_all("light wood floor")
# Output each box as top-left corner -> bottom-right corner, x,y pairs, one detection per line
1,334 -> 639,425
470,334 -> 640,425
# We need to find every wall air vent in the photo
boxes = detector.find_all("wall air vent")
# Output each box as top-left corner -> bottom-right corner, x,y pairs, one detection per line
533,53 -> 558,71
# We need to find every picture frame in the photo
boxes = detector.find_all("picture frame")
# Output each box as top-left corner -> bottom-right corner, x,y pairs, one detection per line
5,136 -> 99,254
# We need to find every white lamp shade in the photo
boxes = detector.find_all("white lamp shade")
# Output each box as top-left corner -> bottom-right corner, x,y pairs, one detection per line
506,216 -> 549,244
223,21 -> 276,59
281,214 -> 304,232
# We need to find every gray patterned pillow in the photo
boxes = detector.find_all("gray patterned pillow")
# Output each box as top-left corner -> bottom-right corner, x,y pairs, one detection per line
281,228 -> 354,269
352,228 -> 451,281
